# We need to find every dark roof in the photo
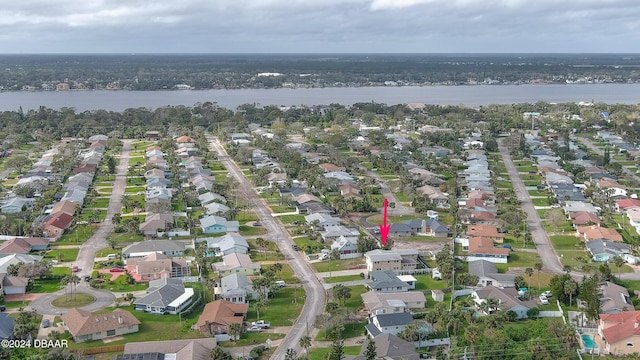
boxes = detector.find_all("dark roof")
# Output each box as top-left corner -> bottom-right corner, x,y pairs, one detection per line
365,323 -> 382,337
389,223 -> 413,233
367,270 -> 410,290
0,313 -> 14,339
375,312 -> 414,327
114,354 -> 165,360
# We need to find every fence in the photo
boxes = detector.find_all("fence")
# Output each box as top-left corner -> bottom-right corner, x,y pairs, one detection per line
80,344 -> 125,355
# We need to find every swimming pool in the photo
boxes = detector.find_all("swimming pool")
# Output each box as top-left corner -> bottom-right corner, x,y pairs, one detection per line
582,334 -> 598,349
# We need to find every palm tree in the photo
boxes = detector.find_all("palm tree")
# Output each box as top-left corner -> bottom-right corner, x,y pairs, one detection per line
299,334 -> 311,357
284,348 -> 297,360
534,262 -> 543,289
69,275 -> 81,301
563,265 -> 572,275
255,295 -> 269,321
613,256 -> 625,279
564,279 -> 578,306
60,275 -> 71,301
465,324 -> 480,358
525,267 -> 534,290
486,297 -> 500,314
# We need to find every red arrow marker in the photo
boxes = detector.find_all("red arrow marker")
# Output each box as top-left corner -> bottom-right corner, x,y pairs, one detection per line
379,198 -> 391,246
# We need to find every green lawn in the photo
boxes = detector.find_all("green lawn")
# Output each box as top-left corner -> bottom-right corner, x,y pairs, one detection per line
324,275 -> 363,284
269,205 -> 293,213
246,288 -> 303,326
308,346 -> 361,360
549,235 -> 583,250
293,237 -> 326,253
276,264 -> 301,284
312,258 -> 366,273
239,225 -> 268,236
495,180 -> 514,189
517,166 -> 538,173
495,251 -> 542,272
531,198 -> 550,206
395,192 -> 410,202
50,267 -> 72,276
413,274 -> 447,290
96,247 -> 123,257
51,294 -> 95,308
92,274 -> 148,292
527,190 -> 547,197
315,323 -> 366,340
341,285 -> 367,311
125,186 -> 146,193
278,215 -> 306,224
218,332 -> 286,347
69,302 -> 206,349
96,187 -> 113,195
31,278 -> 64,293
45,248 -> 80,262
249,250 -> 285,262
93,198 -> 111,208
108,231 -> 145,244
56,226 -> 94,244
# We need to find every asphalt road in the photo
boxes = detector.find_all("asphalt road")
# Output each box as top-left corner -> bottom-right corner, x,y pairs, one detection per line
207,135 -> 325,358
498,138 -> 564,274
31,140 -> 132,314
362,169 -> 414,216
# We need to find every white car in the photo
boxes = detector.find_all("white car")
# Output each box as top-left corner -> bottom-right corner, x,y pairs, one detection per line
539,295 -> 549,305
541,291 -> 552,298
246,325 -> 262,333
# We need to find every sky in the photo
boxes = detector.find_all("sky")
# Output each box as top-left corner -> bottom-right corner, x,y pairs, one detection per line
1,0 -> 639,53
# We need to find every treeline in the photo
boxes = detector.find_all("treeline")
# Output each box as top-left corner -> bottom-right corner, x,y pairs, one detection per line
1,54 -> 640,91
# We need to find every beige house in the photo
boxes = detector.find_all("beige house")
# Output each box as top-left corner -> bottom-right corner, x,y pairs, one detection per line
599,311 -> 640,355
62,308 -> 140,343
364,249 -> 419,273
213,253 -> 260,277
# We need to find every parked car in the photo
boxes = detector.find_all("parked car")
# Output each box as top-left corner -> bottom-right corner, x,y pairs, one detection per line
84,275 -> 91,282
539,295 -> 549,305
42,319 -> 50,328
541,291 -> 552,298
275,280 -> 286,288
292,244 -> 300,251
251,320 -> 271,329
246,325 -> 262,333
109,267 -> 125,272
71,265 -> 79,272
0,306 -> 6,312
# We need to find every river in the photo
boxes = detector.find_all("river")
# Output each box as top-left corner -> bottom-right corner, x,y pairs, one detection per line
0,83 -> 639,112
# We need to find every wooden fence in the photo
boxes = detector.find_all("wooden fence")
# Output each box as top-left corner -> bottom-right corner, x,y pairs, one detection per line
80,344 -> 125,355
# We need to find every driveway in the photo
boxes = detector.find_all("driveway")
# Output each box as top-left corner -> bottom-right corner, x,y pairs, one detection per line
498,138 -> 564,274
207,135 -> 325,358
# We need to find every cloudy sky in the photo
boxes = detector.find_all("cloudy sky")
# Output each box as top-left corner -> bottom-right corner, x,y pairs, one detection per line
1,0 -> 639,53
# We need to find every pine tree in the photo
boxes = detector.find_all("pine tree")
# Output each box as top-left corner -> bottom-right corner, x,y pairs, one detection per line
365,339 -> 377,360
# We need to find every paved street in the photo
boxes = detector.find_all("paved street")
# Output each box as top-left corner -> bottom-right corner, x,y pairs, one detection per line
31,140 -> 132,315
498,139 -> 564,274
362,169 -> 414,216
207,135 -> 325,358
575,136 -> 640,185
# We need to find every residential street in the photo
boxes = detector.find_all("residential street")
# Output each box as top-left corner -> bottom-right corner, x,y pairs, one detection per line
207,134 -> 326,358
498,139 -> 564,274
363,169 -> 414,216
575,136 -> 640,185
30,140 -> 133,314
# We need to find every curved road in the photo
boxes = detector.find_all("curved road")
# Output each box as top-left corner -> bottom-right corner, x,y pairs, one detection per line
207,135 -> 325,358
498,139 -> 564,274
31,140 -> 132,315
362,169 -> 414,216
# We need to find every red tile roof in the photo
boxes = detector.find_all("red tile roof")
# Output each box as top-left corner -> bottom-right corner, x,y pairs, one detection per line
467,224 -> 505,238
197,300 -> 248,328
45,213 -> 74,230
600,311 -> 640,344
468,237 -> 510,256
616,198 -> 640,210
570,212 -> 601,226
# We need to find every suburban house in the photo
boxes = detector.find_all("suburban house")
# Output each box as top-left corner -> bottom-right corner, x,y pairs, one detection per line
321,226 -> 360,242
1,277 -> 29,295
0,196 -> 34,214
138,213 -> 174,237
416,185 -> 449,208
361,291 -> 427,315
198,192 -> 227,206
0,237 -> 49,256
577,226 -> 623,242
367,270 -> 413,293
472,286 -> 535,319
466,224 -> 505,243
365,312 -> 414,337
0,313 -> 14,340
564,201 -> 599,215
305,213 -> 341,229
204,202 -> 231,215
134,278 -> 194,315
219,273 -> 258,304
466,237 -> 510,263
319,163 -> 346,172
330,235 -> 360,260
196,300 -> 249,336
340,184 -> 362,200
598,311 -> 640,355
570,212 -> 602,227
117,338 -> 218,360
586,240 -> 630,262
461,210 -> 499,225
200,215 -> 240,234
468,260 -> 515,288
50,200 -> 80,217
199,233 -> 249,257
353,333 -> 419,360
213,253 -> 260,277
125,252 -> 191,282
599,281 -> 633,314
364,249 -> 420,273
122,240 -> 186,259
387,223 -> 414,237
43,212 -> 75,239
616,198 -> 640,214
627,208 -> 640,234
403,218 -> 449,237
61,308 -> 140,343
0,254 -> 43,276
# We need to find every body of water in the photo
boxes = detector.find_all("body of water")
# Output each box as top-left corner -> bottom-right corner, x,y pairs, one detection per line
582,334 -> 598,349
0,84 -> 639,112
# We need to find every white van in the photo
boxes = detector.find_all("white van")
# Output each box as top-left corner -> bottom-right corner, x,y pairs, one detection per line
107,254 -> 117,260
